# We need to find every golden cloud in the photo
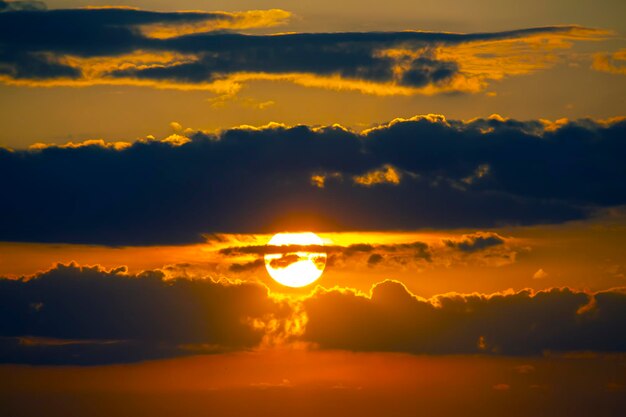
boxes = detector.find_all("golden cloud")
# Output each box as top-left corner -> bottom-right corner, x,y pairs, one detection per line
593,49 -> 626,75
139,9 -> 291,39
353,165 -> 402,186
0,24 -> 609,97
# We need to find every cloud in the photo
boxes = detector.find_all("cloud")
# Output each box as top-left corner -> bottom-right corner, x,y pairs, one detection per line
367,253 -> 384,266
220,241 -> 432,271
337,241 -> 432,268
303,280 -> 626,355
0,263 -> 287,364
214,239 -> 433,274
2,264 -> 626,364
0,0 -> 45,12
2,115 -> 625,245
0,5 -> 607,94
0,5 -> 289,84
443,232 -> 506,253
221,244 -> 330,256
353,165 -> 402,186
593,49 -> 626,75
228,259 -> 265,273
217,231 -> 519,273
515,364 -> 536,374
533,269 -> 549,279
268,254 -> 304,269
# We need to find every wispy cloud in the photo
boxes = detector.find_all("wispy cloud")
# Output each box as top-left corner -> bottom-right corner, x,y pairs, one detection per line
0,4 -> 608,95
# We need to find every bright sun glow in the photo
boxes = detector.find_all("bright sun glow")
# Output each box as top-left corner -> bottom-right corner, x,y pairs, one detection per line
264,232 -> 327,288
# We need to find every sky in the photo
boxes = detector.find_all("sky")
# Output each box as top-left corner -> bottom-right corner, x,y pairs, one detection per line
1,1 -> 626,416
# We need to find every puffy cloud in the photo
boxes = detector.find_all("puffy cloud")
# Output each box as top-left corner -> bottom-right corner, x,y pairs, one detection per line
303,280 -> 626,355
0,5 -> 607,94
2,115 -> 625,245
367,253 -> 384,266
592,49 -> 626,75
353,165 -> 402,186
2,264 -> 626,364
0,263 -> 288,364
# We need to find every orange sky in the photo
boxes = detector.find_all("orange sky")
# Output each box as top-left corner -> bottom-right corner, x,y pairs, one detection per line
1,2 -> 625,415
3,350 -> 626,417
2,212 -> 625,297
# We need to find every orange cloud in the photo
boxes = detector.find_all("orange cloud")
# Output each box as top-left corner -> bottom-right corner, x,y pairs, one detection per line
139,9 -> 291,39
354,165 -> 402,186
0,12 -> 609,97
593,49 -> 626,75
28,139 -> 132,150
434,26 -> 609,92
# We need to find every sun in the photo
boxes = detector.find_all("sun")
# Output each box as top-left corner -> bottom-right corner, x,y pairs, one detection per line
264,232 -> 327,288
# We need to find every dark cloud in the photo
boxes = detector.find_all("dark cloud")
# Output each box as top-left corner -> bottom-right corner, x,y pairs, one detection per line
2,265 -> 626,364
221,244 -> 330,256
0,337 -> 188,365
0,5 -> 600,91
3,116 -> 624,245
378,241 -> 432,261
367,253 -> 384,266
303,280 -> 626,355
0,49 -> 80,80
228,258 -> 265,273
0,5 -> 286,80
443,232 -> 506,253
221,243 -> 379,256
328,241 -> 432,268
268,254 -> 304,269
111,32 -> 460,88
0,263 -> 286,364
0,1 -> 46,12
221,241 -> 430,271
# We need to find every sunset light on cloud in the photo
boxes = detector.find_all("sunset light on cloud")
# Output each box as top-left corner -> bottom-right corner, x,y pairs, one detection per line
1,1 -> 625,416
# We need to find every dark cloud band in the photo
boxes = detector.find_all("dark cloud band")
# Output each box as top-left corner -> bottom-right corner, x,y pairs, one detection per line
0,263 -> 286,364
1,115 -> 624,245
303,280 -> 626,355
1,264 -> 625,364
0,4 -> 605,92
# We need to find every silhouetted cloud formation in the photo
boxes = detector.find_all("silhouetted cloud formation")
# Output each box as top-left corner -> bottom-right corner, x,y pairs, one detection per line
0,3 -> 605,94
220,241 -> 431,272
229,259 -> 265,273
303,280 -> 626,355
443,232 -> 505,253
0,263 -> 286,364
0,4 -> 289,81
2,115 -> 624,245
2,265 -> 626,364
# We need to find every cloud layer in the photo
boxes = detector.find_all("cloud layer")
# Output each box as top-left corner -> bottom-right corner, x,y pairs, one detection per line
0,3 -> 606,94
304,281 -> 626,355
0,263 -> 288,364
2,115 -> 625,245
1,264 -> 625,364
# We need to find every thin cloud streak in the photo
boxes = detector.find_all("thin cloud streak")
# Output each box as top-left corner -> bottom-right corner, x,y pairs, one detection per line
0,4 -> 609,94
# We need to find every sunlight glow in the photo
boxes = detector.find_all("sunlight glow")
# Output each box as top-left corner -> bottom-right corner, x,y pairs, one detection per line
264,232 -> 327,288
